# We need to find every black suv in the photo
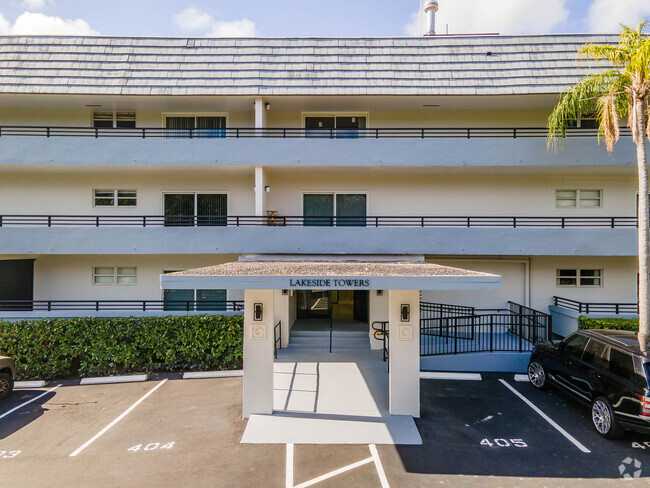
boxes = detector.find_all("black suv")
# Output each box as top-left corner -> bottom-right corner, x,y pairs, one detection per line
528,329 -> 650,438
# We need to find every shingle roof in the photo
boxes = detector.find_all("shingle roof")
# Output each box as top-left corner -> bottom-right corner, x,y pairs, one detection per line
0,35 -> 617,96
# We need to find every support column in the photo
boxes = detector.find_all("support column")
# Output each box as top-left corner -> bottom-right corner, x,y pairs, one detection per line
388,290 -> 420,417
243,289 -> 275,418
273,289 -> 291,349
254,97 -> 267,130
254,166 -> 267,217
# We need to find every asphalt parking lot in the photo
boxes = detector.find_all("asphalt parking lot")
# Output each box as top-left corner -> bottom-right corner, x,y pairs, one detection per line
0,374 -> 648,488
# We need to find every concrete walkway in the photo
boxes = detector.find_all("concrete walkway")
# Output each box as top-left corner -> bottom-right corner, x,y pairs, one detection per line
240,349 -> 422,445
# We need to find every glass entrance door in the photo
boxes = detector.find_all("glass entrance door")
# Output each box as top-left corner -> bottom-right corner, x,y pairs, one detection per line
296,290 -> 331,319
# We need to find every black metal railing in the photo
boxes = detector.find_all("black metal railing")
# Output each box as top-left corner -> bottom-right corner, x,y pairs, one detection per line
0,126 -> 632,139
0,214 -> 640,228
274,320 -> 282,359
372,321 -> 389,364
420,301 -> 550,356
0,299 -> 244,312
553,296 -> 639,314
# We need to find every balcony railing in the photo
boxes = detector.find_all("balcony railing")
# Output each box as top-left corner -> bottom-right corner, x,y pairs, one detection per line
0,300 -> 244,312
0,215 -> 640,228
0,126 -> 633,139
553,296 -> 638,315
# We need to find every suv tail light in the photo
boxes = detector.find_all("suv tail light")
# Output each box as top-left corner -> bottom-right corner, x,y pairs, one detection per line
635,393 -> 650,416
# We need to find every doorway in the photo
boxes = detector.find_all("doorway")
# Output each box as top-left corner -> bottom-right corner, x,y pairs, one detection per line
295,290 -> 369,326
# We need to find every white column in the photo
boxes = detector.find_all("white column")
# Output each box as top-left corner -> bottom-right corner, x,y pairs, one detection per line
388,290 -> 420,417
369,290 -> 389,350
254,97 -> 267,130
254,166 -> 266,217
243,289 -> 275,418
273,289 -> 291,349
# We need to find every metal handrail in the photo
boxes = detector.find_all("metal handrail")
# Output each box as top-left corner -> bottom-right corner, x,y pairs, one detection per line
553,296 -> 639,314
0,126 -> 632,139
274,320 -> 281,359
0,214 -> 640,228
371,321 -> 389,363
0,299 -> 244,312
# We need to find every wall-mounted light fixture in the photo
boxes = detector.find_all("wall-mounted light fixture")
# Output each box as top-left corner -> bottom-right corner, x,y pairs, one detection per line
254,303 -> 263,321
265,185 -> 270,192
400,304 -> 410,322
282,289 -> 288,296
265,103 -> 271,110
376,290 -> 383,296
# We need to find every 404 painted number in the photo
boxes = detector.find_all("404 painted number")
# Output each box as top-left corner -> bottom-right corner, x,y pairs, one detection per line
480,438 -> 528,448
127,442 -> 175,453
0,451 -> 21,459
632,441 -> 650,449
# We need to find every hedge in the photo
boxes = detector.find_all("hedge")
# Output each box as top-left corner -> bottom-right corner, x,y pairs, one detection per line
577,316 -> 639,331
0,315 -> 243,381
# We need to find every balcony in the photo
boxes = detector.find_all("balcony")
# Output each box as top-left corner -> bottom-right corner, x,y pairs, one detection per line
0,214 -> 639,256
0,126 -> 637,167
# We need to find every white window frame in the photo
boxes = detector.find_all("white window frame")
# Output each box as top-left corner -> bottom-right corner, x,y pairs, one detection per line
161,113 -> 229,128
93,189 -> 138,208
92,111 -> 136,128
302,112 -> 370,129
301,191 -> 370,217
556,268 -> 603,288
92,266 -> 137,286
555,189 -> 602,209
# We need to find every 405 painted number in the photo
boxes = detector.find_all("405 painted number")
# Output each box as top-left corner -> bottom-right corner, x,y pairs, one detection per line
480,438 -> 527,448
632,441 -> 650,449
0,451 -> 21,459
127,442 -> 175,453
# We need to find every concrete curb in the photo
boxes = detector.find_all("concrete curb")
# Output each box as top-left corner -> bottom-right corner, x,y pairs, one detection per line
80,374 -> 148,385
183,370 -> 243,379
15,380 -> 46,388
420,372 -> 482,381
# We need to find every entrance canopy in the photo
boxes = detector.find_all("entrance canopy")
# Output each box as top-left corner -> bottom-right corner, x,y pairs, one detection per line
161,260 -> 501,291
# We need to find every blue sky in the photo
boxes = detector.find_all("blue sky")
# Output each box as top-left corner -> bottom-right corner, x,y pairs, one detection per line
0,0 -> 649,37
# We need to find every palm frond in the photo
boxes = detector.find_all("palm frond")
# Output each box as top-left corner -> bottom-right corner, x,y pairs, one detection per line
628,37 -> 650,80
597,89 -> 620,151
580,44 -> 629,66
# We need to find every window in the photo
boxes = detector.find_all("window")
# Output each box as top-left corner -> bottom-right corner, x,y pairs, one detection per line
563,333 -> 588,358
609,348 -> 635,382
582,339 -> 609,370
94,190 -> 137,207
93,267 -> 137,285
163,288 -> 227,311
165,115 -> 226,138
93,112 -> 136,128
556,269 -> 602,287
303,193 -> 367,227
556,189 -> 602,208
163,193 -> 227,227
304,115 -> 367,138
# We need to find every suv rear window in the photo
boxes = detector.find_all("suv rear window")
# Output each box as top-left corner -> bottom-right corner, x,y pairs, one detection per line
609,349 -> 635,382
582,339 -> 609,369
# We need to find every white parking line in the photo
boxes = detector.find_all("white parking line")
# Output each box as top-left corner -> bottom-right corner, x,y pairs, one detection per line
0,385 -> 60,421
294,457 -> 374,488
286,443 -> 294,488
514,374 -> 530,382
499,379 -> 591,454
69,379 -> 168,457
369,444 -> 390,488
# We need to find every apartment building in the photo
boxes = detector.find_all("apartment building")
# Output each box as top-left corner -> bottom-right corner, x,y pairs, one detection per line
0,33 -> 640,341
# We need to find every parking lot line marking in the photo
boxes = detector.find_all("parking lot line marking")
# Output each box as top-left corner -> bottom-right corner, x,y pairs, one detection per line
293,457 -> 374,488
69,379 -> 168,457
0,385 -> 60,421
369,444 -> 390,488
514,374 -> 530,382
498,379 -> 591,454
286,443 -> 294,488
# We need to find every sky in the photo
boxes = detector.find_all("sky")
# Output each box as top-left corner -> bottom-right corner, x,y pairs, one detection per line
0,0 -> 649,37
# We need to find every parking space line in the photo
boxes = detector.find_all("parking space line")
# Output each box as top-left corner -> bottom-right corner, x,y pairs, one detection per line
69,379 -> 168,457
0,385 -> 60,421
286,443 -> 293,488
369,444 -> 390,488
293,457 -> 374,488
499,379 -> 591,454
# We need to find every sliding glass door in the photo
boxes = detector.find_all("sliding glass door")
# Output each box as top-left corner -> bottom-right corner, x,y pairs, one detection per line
164,193 -> 227,227
303,193 -> 366,227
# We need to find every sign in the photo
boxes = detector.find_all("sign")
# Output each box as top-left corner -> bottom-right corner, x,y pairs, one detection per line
288,278 -> 371,288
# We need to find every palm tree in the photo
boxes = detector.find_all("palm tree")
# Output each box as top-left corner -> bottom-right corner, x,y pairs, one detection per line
548,22 -> 650,351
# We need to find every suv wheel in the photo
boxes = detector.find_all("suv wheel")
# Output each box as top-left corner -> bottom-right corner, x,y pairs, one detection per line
0,373 -> 13,400
527,361 -> 547,389
591,396 -> 624,439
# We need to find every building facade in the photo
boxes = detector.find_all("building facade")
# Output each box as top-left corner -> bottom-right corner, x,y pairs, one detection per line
0,34 -> 641,333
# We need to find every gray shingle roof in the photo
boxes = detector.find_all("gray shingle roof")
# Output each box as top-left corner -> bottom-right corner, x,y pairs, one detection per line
0,35 -> 617,96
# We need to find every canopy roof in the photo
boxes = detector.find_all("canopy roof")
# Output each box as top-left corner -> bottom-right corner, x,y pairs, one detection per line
161,260 -> 500,291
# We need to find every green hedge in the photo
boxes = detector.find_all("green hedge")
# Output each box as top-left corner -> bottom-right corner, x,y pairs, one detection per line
0,315 -> 243,381
577,316 -> 639,331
